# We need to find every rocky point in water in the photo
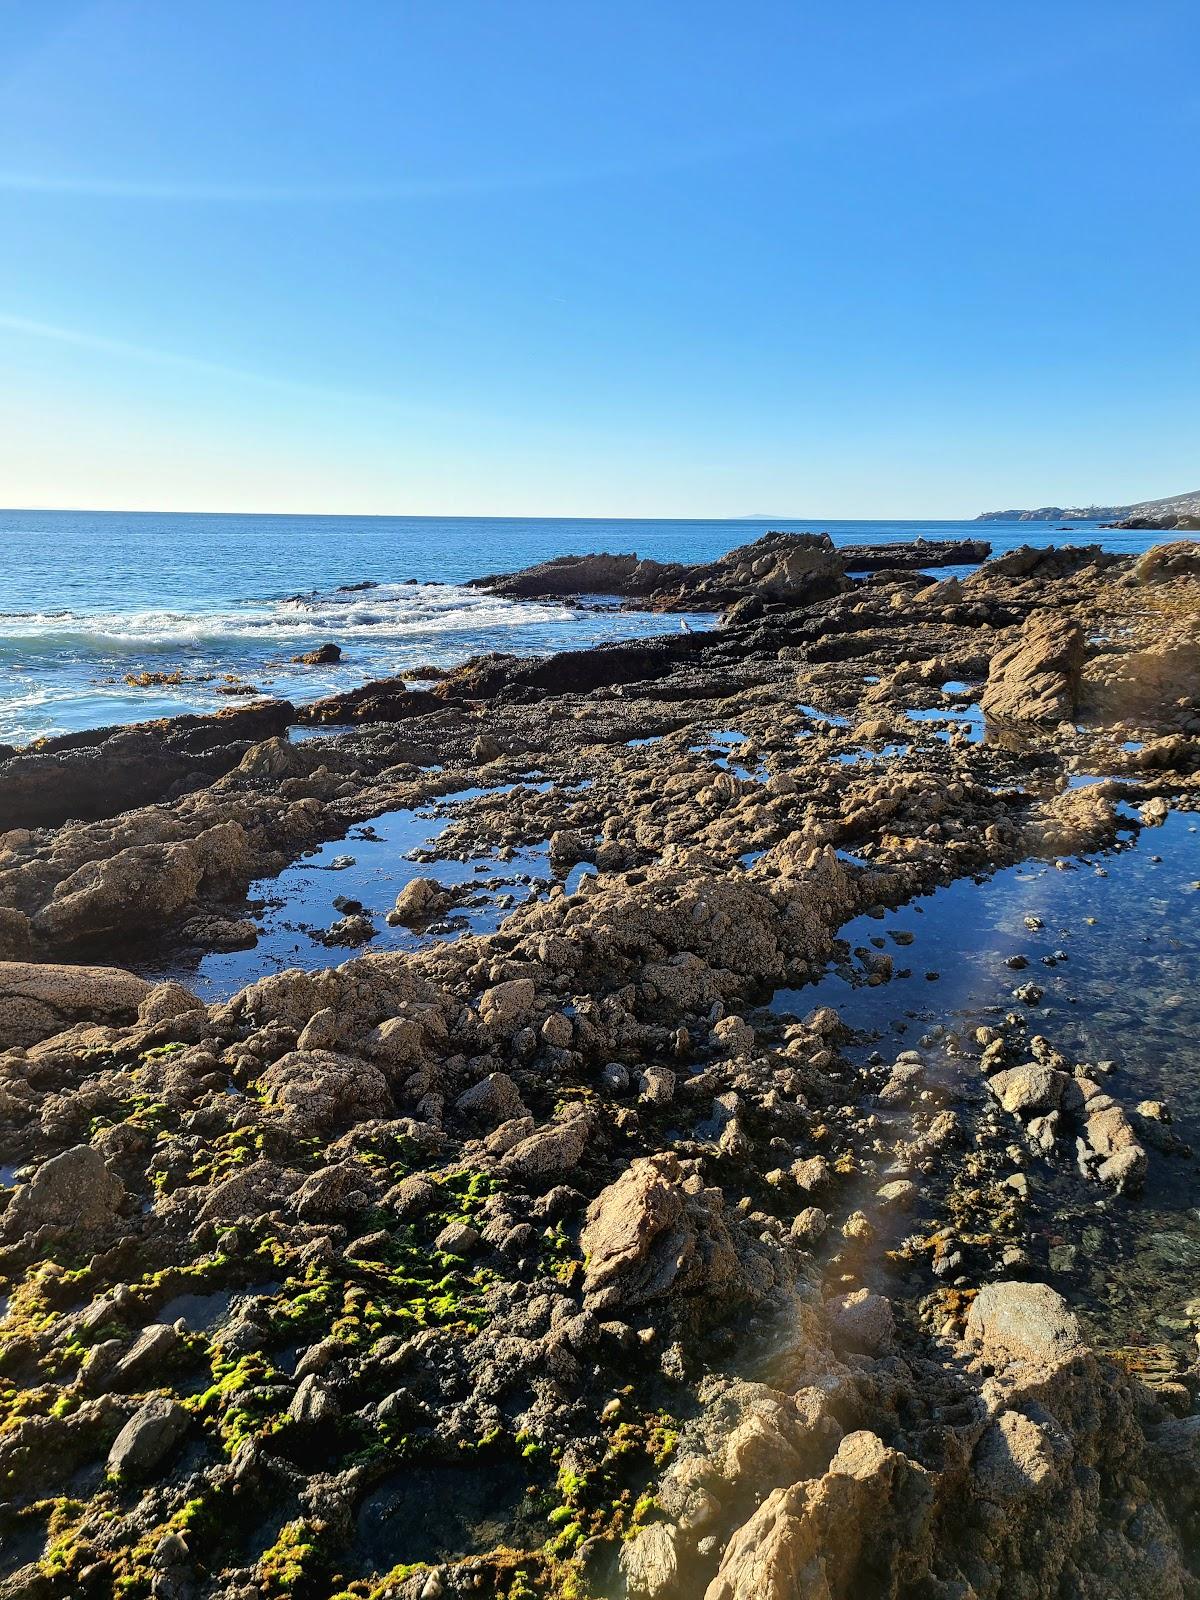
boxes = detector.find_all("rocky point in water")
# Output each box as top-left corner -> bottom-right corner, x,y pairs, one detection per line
1,531 -> 1200,1598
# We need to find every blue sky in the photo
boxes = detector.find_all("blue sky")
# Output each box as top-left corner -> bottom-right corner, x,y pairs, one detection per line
0,0 -> 1196,517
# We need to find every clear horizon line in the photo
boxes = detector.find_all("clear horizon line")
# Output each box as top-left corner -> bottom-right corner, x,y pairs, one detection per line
0,501 -> 1001,524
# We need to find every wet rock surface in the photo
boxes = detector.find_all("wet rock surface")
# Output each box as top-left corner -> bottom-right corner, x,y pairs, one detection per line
470,530 -> 850,611
0,534 -> 1199,1597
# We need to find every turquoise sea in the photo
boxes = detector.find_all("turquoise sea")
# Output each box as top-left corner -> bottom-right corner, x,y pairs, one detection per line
0,510 -> 1146,745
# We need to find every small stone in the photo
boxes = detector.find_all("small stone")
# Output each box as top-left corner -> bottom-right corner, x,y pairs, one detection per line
790,1206 -> 827,1246
108,1397 -> 189,1480
875,1179 -> 917,1210
288,1373 -> 340,1425
841,1210 -> 874,1243
791,1155 -> 832,1193
826,1288 -> 894,1354
434,1221 -> 480,1255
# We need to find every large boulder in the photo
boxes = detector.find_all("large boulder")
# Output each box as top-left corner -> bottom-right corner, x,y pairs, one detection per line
579,1151 -> 781,1325
107,1397 -> 189,1481
2,1145 -> 124,1241
499,1116 -> 591,1185
987,1063 -> 1069,1116
981,612 -> 1083,724
0,961 -> 155,1049
1080,635 -> 1200,723
1127,540 -> 1200,583
257,1051 -> 393,1135
965,1280 -> 1083,1368
32,823 -> 252,942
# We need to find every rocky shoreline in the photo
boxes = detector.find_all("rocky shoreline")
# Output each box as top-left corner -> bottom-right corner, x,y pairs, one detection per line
1,532 -> 1200,1599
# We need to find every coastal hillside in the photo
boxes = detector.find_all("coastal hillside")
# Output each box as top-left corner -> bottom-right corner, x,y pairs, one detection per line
978,489 -> 1200,528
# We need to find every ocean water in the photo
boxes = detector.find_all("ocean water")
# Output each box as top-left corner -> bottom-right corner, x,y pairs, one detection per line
0,510 -> 1149,746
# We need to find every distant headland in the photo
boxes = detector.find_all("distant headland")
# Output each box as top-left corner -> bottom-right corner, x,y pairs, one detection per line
977,489 -> 1200,530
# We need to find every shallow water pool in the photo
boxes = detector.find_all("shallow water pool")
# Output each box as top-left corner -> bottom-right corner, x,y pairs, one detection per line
770,808 -> 1200,1359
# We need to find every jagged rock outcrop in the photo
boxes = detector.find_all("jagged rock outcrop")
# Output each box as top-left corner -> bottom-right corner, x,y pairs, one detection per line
970,544 -> 1120,582
471,531 -> 850,613
696,1282 -> 1197,1600
1128,540 -> 1200,582
1081,636 -> 1200,723
30,822 -> 253,943
0,535 -> 1196,1599
840,536 -> 990,572
0,700 -> 293,832
981,611 -> 1084,723
580,1151 -> 782,1326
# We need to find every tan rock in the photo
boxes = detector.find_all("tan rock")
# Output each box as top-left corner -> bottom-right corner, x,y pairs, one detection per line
2,1144 -> 124,1239
500,1116 -> 590,1184
965,1280 -> 1082,1368
981,611 -> 1083,724
0,960 -> 155,1048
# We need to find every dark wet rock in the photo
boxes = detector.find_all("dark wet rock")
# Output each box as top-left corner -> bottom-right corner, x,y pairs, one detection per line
107,1396 -> 189,1480
0,907 -> 33,961
0,699 -> 294,831
291,643 -> 342,664
841,536 -> 990,572
107,1323 -> 178,1390
1,1145 -> 124,1240
472,531 -> 850,613
299,681 -> 444,725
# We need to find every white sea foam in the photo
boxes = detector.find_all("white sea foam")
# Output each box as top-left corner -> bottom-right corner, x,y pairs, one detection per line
0,584 -> 571,651
0,578 -> 685,744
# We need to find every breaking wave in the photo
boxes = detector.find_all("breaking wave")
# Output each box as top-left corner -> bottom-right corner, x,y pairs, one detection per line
0,583 -> 568,653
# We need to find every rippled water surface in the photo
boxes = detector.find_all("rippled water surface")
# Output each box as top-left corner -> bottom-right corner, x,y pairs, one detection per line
138,780 -> 578,998
772,808 -> 1200,1361
0,510 -> 1151,743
